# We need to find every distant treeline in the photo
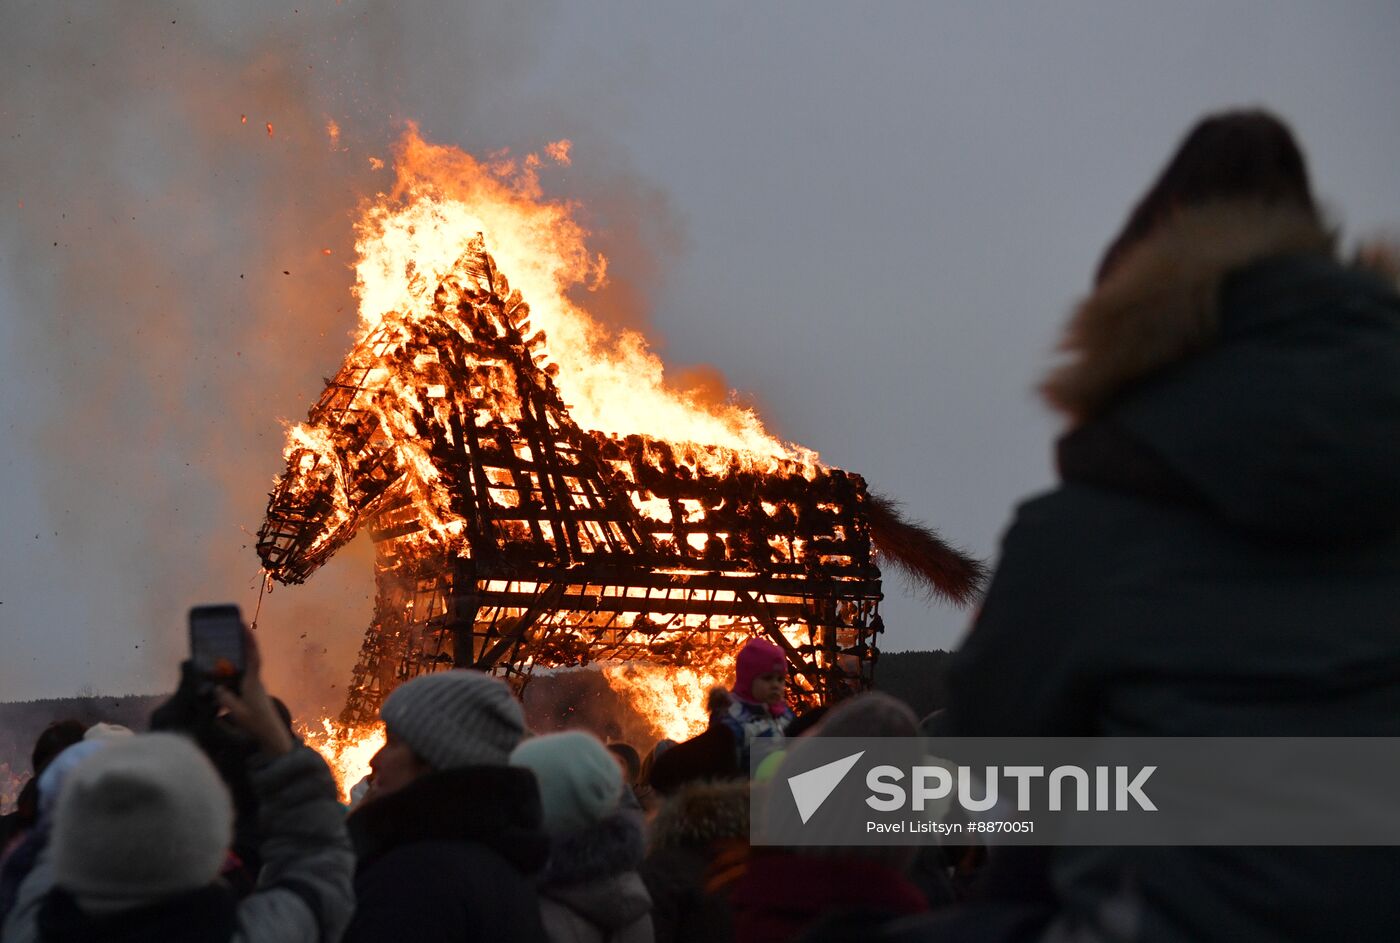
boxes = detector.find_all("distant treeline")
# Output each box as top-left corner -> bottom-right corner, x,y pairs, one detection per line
0,694 -> 166,810
871,649 -> 952,721
0,694 -> 166,774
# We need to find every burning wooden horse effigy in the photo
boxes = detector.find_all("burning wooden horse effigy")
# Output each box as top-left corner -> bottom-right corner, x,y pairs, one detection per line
258,236 -> 983,724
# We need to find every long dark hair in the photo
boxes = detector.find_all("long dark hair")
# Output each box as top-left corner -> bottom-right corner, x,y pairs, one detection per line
1095,110 -> 1319,284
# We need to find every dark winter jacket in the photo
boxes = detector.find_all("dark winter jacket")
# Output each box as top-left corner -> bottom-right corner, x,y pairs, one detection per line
647,725 -> 740,797
4,746 -> 355,943
33,886 -> 237,943
0,823 -> 44,925
538,811 -> 652,943
946,203 -> 1400,942
640,779 -> 750,943
344,765 -> 550,943
729,851 -> 928,943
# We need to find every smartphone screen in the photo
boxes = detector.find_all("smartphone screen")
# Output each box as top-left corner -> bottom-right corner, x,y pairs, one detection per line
189,604 -> 246,685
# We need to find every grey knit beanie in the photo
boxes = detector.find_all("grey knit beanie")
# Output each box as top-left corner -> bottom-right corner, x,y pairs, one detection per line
51,733 -> 233,909
380,670 -> 526,769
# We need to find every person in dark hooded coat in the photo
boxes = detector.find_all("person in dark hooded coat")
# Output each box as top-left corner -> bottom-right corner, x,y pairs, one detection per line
925,109 -> 1400,943
343,670 -> 550,943
511,731 -> 654,943
640,777 -> 751,943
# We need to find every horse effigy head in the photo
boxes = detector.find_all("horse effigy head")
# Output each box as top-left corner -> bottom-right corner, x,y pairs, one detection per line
258,236 -> 554,582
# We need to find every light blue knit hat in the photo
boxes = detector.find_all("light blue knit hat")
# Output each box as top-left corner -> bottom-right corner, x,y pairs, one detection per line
511,731 -> 623,834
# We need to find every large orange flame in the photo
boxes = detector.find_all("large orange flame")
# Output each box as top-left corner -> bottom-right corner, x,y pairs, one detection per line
301,720 -> 385,803
291,126 -> 823,752
349,126 -> 815,463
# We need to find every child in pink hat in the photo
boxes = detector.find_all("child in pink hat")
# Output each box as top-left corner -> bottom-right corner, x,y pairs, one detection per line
720,636 -> 795,772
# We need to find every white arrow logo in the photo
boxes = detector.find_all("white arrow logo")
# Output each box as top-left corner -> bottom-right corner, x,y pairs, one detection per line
787,751 -> 865,824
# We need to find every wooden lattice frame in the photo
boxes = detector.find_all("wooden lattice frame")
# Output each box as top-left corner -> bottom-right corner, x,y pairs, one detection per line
259,238 -> 886,723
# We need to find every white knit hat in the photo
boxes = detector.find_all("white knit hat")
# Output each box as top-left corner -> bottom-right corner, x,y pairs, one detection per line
511,731 -> 623,834
380,670 -> 526,770
51,733 -> 233,908
83,722 -> 135,742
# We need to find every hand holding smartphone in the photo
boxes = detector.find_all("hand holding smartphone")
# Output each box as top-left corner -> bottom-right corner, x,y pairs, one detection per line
188,603 -> 294,757
189,604 -> 247,692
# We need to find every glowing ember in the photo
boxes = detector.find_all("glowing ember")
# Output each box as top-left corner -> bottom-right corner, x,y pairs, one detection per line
543,139 -> 572,166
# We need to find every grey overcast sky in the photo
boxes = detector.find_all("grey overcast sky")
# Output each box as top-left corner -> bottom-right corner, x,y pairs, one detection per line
2,2 -> 1398,712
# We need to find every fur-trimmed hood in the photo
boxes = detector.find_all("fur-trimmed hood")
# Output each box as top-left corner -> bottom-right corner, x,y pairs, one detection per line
538,811 -> 652,933
1043,201 -> 1400,540
648,779 -> 750,852
542,809 -> 646,887
1042,202 -> 1336,420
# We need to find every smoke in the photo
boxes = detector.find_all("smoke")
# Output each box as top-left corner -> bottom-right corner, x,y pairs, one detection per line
0,3 -> 385,716
522,668 -> 665,754
0,0 -> 698,719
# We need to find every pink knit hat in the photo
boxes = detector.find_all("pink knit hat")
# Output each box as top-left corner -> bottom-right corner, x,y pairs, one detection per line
733,637 -> 788,714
